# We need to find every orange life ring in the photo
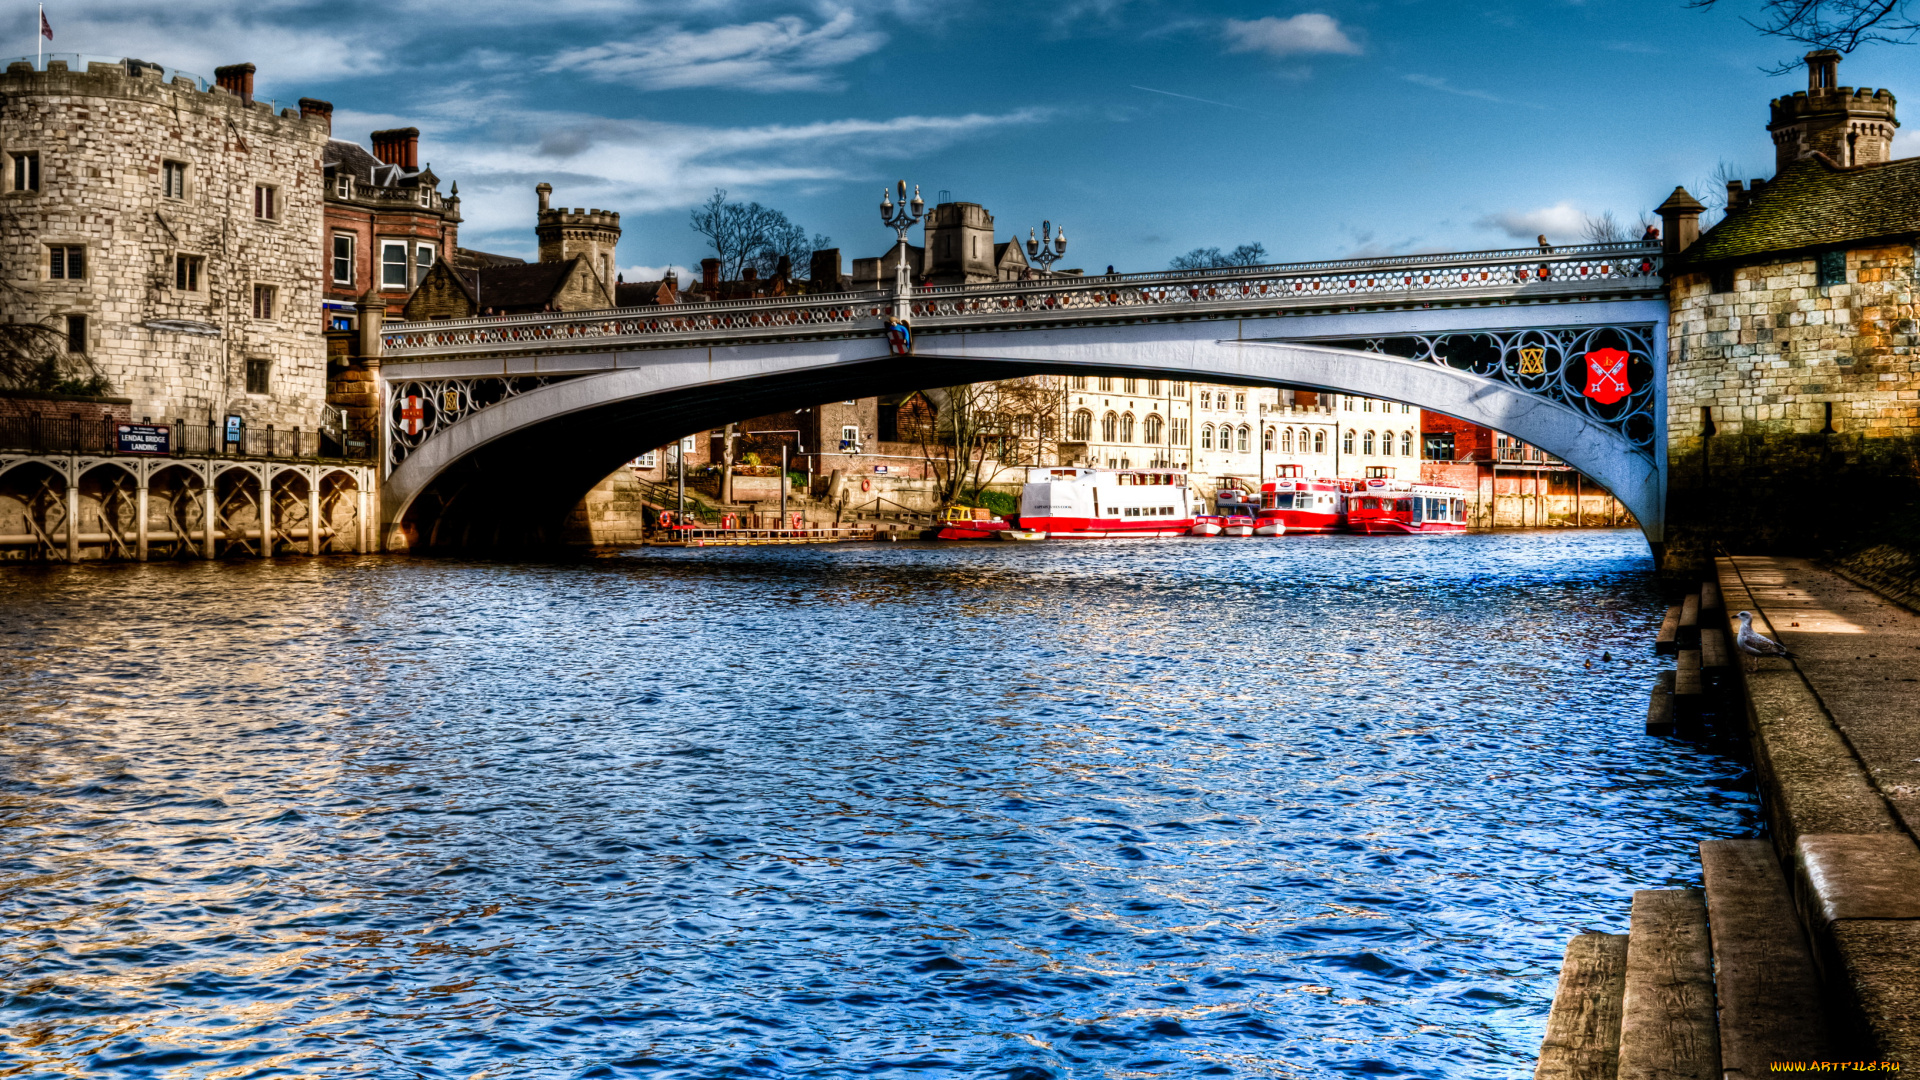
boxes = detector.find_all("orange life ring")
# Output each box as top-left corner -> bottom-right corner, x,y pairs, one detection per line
861,478 -> 872,492
657,510 -> 674,527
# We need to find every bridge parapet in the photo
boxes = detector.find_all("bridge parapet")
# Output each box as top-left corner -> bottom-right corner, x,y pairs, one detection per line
380,242 -> 1662,360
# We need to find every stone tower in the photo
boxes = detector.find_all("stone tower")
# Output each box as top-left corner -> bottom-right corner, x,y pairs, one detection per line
922,202 -> 998,286
1767,49 -> 1898,172
534,183 -> 621,307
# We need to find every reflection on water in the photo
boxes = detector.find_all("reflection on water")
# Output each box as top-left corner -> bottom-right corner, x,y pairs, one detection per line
0,532 -> 1755,1079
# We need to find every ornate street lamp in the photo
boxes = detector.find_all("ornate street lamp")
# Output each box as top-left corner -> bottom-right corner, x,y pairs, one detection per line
879,180 -> 924,318
1026,220 -> 1067,275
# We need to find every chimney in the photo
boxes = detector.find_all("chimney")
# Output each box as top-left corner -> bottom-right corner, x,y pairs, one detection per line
298,98 -> 333,135
742,267 -> 758,282
214,63 -> 255,104
536,183 -> 553,213
810,248 -> 843,287
1726,179 -> 1748,213
370,128 -> 420,170
1807,48 -> 1840,94
1656,186 -> 1706,255
701,258 -> 720,291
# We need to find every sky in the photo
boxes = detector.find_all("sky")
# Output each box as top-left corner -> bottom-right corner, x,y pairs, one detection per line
28,0 -> 1920,281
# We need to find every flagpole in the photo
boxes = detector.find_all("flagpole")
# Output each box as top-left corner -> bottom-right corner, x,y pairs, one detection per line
37,5 -> 43,66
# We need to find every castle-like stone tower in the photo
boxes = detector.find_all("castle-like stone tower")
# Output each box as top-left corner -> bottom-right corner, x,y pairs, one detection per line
1768,49 -> 1899,171
534,183 -> 620,307
922,202 -> 998,286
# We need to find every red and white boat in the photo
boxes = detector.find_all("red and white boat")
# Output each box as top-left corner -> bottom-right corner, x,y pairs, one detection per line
1189,516 -> 1223,537
1256,465 -> 1346,534
1344,470 -> 1468,534
1017,467 -> 1195,538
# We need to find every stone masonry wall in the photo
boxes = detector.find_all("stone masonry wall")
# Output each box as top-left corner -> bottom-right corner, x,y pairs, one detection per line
0,61 -> 331,435
1666,244 -> 1920,574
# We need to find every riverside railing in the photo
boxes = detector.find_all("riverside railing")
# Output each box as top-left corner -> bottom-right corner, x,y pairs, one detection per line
0,415 -> 371,461
381,242 -> 1664,359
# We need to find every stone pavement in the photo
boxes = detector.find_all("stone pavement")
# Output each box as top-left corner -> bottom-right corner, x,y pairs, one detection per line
1717,556 -> 1920,1065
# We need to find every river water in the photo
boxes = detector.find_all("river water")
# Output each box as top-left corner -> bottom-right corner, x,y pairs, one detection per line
0,531 -> 1756,1079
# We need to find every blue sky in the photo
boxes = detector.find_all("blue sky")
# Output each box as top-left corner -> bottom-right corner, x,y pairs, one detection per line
34,0 -> 1920,279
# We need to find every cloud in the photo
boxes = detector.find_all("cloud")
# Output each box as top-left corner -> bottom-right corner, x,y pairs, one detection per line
1476,201 -> 1589,243
550,10 -> 888,91
1403,73 -> 1515,105
1894,128 -> 1920,159
1223,13 -> 1362,57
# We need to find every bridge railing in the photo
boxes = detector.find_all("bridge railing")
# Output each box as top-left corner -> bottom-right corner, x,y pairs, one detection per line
379,241 -> 1661,358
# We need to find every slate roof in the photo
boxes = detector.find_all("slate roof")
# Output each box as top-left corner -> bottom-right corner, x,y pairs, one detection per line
455,248 -> 527,270
1680,153 -> 1920,269
466,259 -> 582,310
322,139 -> 383,183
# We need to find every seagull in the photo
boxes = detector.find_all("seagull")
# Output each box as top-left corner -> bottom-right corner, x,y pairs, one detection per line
1735,611 -> 1794,659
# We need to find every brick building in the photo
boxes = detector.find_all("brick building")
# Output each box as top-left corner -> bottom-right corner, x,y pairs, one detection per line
0,57 -> 330,434
321,124 -> 461,324
1662,49 -> 1920,567
401,184 -> 617,319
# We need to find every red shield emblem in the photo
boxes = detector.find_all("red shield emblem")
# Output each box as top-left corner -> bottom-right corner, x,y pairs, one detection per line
1583,348 -> 1632,404
401,395 -> 425,435
885,318 -> 913,356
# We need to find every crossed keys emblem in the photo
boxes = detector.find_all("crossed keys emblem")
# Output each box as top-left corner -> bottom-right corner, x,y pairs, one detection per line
1583,348 -> 1633,404
1516,347 -> 1545,375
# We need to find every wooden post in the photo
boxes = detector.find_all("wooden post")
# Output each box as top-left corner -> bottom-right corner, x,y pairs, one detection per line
357,482 -> 369,553
259,471 -> 274,558
66,476 -> 80,562
204,480 -> 217,558
1534,932 -> 1628,1080
136,482 -> 150,561
1617,890 -> 1718,1080
308,473 -> 322,555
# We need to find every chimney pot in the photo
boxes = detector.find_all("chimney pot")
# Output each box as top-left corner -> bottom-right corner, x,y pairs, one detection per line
536,183 -> 553,213
214,63 -> 255,103
743,267 -> 758,281
298,98 -> 333,135
701,258 -> 720,290
370,127 -> 420,170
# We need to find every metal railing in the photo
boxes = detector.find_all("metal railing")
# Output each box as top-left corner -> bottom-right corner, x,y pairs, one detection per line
380,242 -> 1664,359
0,415 -> 373,461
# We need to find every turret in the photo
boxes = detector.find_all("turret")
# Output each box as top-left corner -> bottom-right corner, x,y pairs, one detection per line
922,201 -> 998,286
534,184 -> 621,307
1767,49 -> 1899,170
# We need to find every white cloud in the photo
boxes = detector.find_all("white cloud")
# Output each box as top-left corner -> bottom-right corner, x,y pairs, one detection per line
551,9 -> 887,92
1404,73 -> 1512,105
1223,13 -> 1361,57
1476,202 -> 1589,243
1894,128 -> 1920,159
57,15 -> 385,84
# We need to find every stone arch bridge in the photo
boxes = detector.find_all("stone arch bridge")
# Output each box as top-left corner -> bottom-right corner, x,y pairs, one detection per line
372,242 -> 1667,552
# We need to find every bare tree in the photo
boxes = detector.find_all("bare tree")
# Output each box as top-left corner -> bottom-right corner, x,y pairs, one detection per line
1169,242 -> 1269,271
1583,210 -> 1626,243
1691,0 -> 1920,64
690,189 -> 830,281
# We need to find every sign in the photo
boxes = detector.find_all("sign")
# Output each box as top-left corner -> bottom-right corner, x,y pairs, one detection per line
872,465 -> 889,473
1517,346 -> 1545,375
115,422 -> 170,454
224,414 -> 243,444
1582,348 -> 1632,404
400,395 -> 425,436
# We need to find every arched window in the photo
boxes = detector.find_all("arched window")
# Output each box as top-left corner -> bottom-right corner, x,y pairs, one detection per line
1102,411 -> 1118,441
1234,393 -> 1246,412
1381,431 -> 1393,456
1144,414 -> 1164,444
1200,391 -> 1212,410
1282,428 -> 1294,452
1236,426 -> 1250,453
1070,410 -> 1092,441
1342,430 -> 1355,454
1363,430 -> 1375,455
1402,431 -> 1414,456
1201,424 -> 1214,450
1314,430 -> 1326,454
1263,427 -> 1275,452
1119,412 -> 1135,442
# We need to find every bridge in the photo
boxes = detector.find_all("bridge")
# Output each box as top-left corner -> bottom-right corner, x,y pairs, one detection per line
372,240 -> 1668,552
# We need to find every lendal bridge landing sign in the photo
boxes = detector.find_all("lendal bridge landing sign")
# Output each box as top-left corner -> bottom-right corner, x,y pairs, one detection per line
373,240 -> 1667,552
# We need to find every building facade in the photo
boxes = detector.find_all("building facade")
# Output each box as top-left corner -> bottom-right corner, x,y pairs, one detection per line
0,58 -> 330,433
322,124 -> 461,323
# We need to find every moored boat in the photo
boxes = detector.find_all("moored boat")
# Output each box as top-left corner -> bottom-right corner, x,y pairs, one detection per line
934,505 -> 1011,541
1256,465 -> 1345,534
1220,516 -> 1256,537
1189,517 -> 1223,537
1017,467 -> 1195,538
1344,471 -> 1469,534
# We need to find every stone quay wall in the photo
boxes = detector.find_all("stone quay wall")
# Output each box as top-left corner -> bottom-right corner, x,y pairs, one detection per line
0,61 -> 331,435
1665,244 -> 1920,574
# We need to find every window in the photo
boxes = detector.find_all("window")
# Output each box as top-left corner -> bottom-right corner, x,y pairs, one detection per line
245,357 -> 271,395
1381,430 -> 1393,456
254,184 -> 278,220
631,450 -> 657,468
175,254 -> 202,291
1200,424 -> 1214,450
11,151 -> 40,192
1144,414 -> 1163,444
381,241 -> 408,288
1425,432 -> 1456,461
1818,250 -> 1847,286
1234,393 -> 1246,412
1363,398 -> 1374,412
1171,417 -> 1188,445
252,284 -> 276,319
1102,412 -> 1117,441
332,234 -> 354,285
1402,431 -> 1414,457
1071,410 -> 1093,441
334,173 -> 352,199
1098,376 -> 1114,392
1200,391 -> 1212,410
1236,426 -> 1250,453
1343,430 -> 1355,454
1119,413 -> 1135,442
65,314 -> 86,354
1263,427 -> 1274,452
1147,379 -> 1162,396
47,245 -> 84,280
1123,378 -> 1138,394
840,424 -> 859,450
1343,395 -> 1355,411
1401,403 -> 1412,414
1363,431 -> 1375,455
416,243 -> 436,287
1171,381 -> 1187,397
1710,266 -> 1735,293
1315,431 -> 1327,454
1282,428 -> 1293,453
1072,375 -> 1087,390
162,160 -> 187,199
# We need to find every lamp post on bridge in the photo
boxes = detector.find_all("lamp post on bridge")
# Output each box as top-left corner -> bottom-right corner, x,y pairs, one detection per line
879,180 -> 925,322
1025,221 -> 1066,276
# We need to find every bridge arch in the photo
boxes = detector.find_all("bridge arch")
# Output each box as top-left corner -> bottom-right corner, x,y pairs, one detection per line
382,335 -> 1663,553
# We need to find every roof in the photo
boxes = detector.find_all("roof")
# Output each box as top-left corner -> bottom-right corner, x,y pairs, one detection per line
467,259 -> 579,309
1680,153 -> 1920,269
322,139 -> 383,183
455,247 -> 527,270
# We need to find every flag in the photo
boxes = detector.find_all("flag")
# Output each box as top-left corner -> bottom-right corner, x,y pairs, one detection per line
40,8 -> 51,40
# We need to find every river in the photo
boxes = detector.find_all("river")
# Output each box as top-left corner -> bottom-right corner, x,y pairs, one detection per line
0,531 -> 1756,1079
